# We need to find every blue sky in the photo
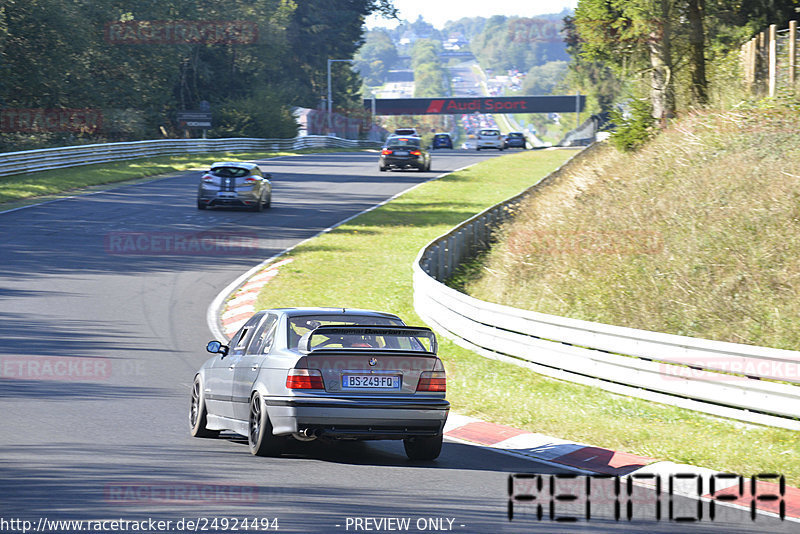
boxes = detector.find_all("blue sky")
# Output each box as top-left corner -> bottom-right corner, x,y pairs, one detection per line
366,0 -> 578,30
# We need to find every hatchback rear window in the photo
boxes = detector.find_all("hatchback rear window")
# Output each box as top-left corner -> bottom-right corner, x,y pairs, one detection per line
211,167 -> 249,178
508,133 -> 523,138
480,130 -> 500,136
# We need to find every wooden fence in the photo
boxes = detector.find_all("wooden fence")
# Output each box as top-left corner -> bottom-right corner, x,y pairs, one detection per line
741,21 -> 798,96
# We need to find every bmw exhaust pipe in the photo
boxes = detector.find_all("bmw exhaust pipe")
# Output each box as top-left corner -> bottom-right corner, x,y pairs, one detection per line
292,428 -> 318,441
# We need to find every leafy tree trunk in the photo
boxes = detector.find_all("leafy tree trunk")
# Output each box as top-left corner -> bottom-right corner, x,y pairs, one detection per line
648,0 -> 675,124
686,0 -> 708,105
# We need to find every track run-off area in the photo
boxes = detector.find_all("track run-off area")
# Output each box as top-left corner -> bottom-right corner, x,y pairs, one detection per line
0,149 -> 791,533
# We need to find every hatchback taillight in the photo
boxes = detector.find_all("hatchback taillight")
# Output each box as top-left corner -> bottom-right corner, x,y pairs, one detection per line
417,371 -> 446,392
244,177 -> 258,184
381,149 -> 393,155
202,174 -> 214,183
286,369 -> 324,389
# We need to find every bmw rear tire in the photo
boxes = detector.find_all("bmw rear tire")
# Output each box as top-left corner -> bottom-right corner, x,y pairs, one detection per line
248,393 -> 282,456
403,433 -> 443,460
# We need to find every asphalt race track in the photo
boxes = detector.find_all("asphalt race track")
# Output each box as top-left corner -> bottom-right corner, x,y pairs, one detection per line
0,150 -> 792,533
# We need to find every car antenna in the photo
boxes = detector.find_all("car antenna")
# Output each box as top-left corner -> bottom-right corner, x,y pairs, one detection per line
342,307 -> 346,313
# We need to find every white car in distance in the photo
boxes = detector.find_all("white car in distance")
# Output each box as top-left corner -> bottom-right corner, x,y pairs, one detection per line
476,128 -> 504,151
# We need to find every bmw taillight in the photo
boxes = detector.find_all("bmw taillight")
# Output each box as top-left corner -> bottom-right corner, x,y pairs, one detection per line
381,149 -> 393,155
286,369 -> 324,389
417,371 -> 446,392
410,150 -> 422,156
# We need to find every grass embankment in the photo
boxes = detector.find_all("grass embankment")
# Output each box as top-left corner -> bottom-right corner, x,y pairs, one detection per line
465,106 -> 800,351
459,106 -> 800,483
0,147 -> 365,206
251,142 -> 799,486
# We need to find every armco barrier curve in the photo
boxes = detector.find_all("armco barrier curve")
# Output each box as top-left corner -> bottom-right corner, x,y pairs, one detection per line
0,135 -> 379,177
412,147 -> 800,431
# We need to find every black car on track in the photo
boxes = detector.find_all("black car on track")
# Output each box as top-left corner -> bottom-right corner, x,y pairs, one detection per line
379,136 -> 431,172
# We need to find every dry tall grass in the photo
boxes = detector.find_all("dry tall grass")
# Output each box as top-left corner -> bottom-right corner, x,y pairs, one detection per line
466,105 -> 800,350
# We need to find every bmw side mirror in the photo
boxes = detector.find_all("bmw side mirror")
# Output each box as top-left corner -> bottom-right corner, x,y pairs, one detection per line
206,340 -> 229,357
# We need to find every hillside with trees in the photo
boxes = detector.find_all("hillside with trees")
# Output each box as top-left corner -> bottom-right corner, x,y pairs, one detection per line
354,29 -> 401,87
0,0 -> 397,151
471,15 -> 570,72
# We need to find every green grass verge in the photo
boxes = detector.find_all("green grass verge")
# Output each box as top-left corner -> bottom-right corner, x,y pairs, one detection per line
251,147 -> 800,487
0,147 -> 371,207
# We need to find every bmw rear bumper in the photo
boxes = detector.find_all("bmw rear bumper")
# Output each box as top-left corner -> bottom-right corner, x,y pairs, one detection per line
381,156 -> 425,169
265,396 -> 450,438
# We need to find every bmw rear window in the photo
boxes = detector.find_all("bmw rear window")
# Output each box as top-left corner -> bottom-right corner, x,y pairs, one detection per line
288,315 -> 403,350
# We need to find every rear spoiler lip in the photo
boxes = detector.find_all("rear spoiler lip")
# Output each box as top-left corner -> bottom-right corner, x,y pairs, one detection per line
305,349 -> 438,357
298,325 -> 437,355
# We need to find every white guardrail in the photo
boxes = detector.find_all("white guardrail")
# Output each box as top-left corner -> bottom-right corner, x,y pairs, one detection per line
413,148 -> 800,431
0,136 -> 380,177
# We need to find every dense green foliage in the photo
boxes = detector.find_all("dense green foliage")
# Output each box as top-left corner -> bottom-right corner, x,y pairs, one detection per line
0,0 -> 398,151
354,29 -> 400,86
608,96 -> 655,151
380,16 -> 441,52
442,17 -> 488,42
520,61 -> 569,95
471,15 -> 569,73
411,39 -> 447,98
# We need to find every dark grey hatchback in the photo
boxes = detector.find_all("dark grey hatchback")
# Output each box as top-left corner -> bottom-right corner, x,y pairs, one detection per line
197,162 -> 272,211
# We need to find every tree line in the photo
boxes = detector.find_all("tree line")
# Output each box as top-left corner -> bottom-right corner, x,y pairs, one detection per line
0,0 -> 397,151
471,15 -> 569,73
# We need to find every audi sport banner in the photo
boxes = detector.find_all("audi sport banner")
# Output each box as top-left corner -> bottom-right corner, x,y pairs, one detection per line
365,95 -> 585,116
